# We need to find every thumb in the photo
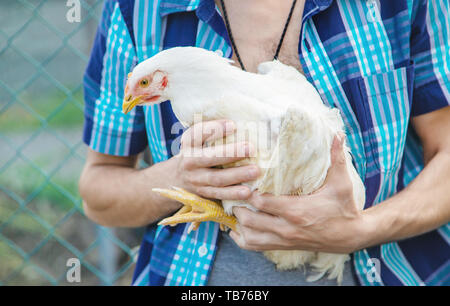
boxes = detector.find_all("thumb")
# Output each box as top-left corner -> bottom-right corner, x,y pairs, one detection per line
324,133 -> 348,183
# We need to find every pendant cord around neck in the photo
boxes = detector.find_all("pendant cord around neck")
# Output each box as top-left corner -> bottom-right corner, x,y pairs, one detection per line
220,0 -> 298,71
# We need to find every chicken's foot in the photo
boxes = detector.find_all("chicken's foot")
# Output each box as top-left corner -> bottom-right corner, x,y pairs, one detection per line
153,187 -> 237,233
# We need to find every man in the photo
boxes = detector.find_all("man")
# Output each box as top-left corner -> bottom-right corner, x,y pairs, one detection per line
79,0 -> 450,285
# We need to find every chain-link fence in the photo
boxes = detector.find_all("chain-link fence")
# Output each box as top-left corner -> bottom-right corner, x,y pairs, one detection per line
0,0 -> 142,285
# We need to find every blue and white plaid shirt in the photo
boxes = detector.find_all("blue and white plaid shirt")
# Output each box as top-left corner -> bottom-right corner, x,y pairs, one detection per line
83,0 -> 450,286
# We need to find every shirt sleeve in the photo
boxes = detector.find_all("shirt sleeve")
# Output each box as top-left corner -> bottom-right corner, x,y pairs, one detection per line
410,0 -> 450,116
82,0 -> 147,156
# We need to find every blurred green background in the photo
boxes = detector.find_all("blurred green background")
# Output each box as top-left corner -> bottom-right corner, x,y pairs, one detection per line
0,0 -> 142,285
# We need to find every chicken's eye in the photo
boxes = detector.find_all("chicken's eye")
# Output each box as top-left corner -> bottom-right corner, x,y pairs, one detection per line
140,79 -> 149,87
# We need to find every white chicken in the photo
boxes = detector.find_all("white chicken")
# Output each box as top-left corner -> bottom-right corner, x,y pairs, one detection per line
122,47 -> 365,284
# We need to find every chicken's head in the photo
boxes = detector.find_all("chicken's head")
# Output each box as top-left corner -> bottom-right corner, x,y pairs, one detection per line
122,70 -> 168,114
121,47 -> 237,118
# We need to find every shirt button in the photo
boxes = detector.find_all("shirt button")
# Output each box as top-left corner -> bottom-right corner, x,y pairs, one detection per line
198,244 -> 207,257
215,49 -> 223,57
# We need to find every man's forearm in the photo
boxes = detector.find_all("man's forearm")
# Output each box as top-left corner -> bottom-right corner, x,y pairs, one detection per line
360,150 -> 450,249
80,157 -> 181,227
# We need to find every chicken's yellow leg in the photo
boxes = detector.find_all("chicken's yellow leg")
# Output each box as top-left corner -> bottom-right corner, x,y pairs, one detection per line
167,205 -> 191,227
153,187 -> 237,232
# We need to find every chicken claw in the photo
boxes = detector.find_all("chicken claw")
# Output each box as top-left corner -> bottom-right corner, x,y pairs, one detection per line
153,187 -> 237,232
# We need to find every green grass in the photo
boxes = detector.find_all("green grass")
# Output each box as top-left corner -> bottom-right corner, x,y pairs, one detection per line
0,158 -> 83,284
0,202 -> 49,235
0,89 -> 84,133
0,158 -> 82,212
0,239 -> 24,280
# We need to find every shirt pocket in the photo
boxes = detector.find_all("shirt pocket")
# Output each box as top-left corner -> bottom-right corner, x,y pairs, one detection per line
357,62 -> 415,173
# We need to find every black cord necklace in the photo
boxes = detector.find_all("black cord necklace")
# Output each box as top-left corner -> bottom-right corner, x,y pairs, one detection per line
220,0 -> 298,71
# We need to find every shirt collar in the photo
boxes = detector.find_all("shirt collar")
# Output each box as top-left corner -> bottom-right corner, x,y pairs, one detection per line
160,0 -> 202,17
312,0 -> 333,10
160,0 -> 228,43
303,0 -> 333,22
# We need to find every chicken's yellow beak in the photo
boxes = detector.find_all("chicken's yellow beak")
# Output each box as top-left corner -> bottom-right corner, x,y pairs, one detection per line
122,95 -> 143,114
122,72 -> 141,114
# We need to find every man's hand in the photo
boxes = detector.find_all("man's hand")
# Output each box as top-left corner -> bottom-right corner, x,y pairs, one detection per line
229,135 -> 364,254
173,119 -> 260,201
80,119 -> 260,227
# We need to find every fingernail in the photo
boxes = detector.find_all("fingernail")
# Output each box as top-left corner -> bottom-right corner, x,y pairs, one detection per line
234,225 -> 243,234
224,121 -> 235,133
338,132 -> 345,144
332,136 -> 339,149
333,134 -> 343,149
248,167 -> 259,179
239,189 -> 249,198
245,142 -> 255,156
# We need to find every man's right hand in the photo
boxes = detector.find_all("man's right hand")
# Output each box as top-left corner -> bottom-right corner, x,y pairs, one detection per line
172,120 -> 260,201
80,120 -> 259,227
